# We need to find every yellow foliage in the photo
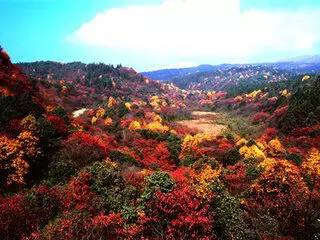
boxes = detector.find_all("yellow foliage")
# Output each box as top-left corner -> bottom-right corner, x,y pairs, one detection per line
125,102 -> 132,111
46,105 -> 56,113
91,116 -> 98,125
207,91 -> 215,98
129,121 -> 142,131
103,158 -> 118,169
0,135 -> 29,185
268,138 -> 285,157
145,121 -> 169,133
234,96 -> 243,102
104,117 -> 113,126
150,95 -> 162,110
20,115 -> 37,132
236,138 -> 248,147
170,129 -> 177,135
7,157 -> 29,185
239,144 -> 266,161
71,120 -> 84,131
256,141 -> 266,151
107,96 -> 117,108
95,108 -> 106,118
246,89 -> 262,99
302,75 -> 311,81
152,113 -> 163,123
17,131 -> 40,158
193,164 -> 221,197
280,89 -> 291,98
150,96 -> 159,102
0,135 -> 19,163
259,157 -> 277,170
302,148 -> 320,177
181,133 -> 214,156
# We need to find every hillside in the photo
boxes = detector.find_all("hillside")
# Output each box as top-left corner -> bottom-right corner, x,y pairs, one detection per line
143,58 -> 320,93
142,64 -> 220,81
1,51 -> 320,240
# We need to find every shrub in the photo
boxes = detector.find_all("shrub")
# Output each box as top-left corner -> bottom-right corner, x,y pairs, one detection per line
86,162 -> 139,213
47,132 -> 108,184
246,165 -> 262,180
140,186 -> 215,239
109,150 -> 137,165
213,191 -> 254,240
166,134 -> 182,165
141,171 -> 175,202
217,147 -> 241,166
180,155 -> 196,166
252,112 -> 270,124
286,153 -> 303,165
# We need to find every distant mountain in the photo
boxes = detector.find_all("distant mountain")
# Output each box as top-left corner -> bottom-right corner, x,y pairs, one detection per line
289,54 -> 320,64
142,64 -> 222,81
170,65 -> 292,92
142,56 -> 320,91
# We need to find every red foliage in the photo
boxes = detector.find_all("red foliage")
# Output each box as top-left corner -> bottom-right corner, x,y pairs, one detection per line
66,131 -> 113,155
223,163 -> 248,194
132,138 -> 175,170
139,186 -> 215,240
122,168 -> 150,189
287,146 -> 305,156
0,185 -> 60,240
90,213 -> 124,238
7,118 -> 22,134
245,160 -> 309,236
285,125 -> 320,151
252,111 -> 270,124
273,105 -> 288,119
62,171 -> 98,213
170,166 -> 194,186
46,114 -> 68,135
259,127 -> 278,143
0,194 -> 26,240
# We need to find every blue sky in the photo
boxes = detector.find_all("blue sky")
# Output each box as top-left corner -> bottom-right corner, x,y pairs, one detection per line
1,0 -> 320,71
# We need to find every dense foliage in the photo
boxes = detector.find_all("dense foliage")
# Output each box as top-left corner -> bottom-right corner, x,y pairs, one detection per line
1,51 -> 320,239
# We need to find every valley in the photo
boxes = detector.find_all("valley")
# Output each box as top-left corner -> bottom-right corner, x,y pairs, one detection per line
2,0 -> 320,239
0,50 -> 319,240
176,111 -> 226,136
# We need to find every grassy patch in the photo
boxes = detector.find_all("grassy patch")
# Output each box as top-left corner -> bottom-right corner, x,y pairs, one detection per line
214,111 -> 264,139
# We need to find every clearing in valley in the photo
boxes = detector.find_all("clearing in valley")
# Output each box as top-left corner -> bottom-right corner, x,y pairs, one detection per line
176,111 -> 226,136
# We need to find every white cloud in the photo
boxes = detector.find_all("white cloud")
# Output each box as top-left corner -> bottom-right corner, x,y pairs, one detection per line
69,0 -> 320,65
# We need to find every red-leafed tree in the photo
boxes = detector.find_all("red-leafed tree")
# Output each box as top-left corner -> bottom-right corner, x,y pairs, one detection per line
139,186 -> 215,240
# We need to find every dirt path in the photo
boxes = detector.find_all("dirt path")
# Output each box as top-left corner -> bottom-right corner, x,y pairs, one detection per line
176,111 -> 226,136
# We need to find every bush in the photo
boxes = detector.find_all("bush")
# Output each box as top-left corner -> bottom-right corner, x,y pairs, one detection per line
140,186 -> 214,240
286,153 -> 303,165
137,129 -> 169,141
180,155 -> 196,166
141,171 -> 175,202
86,162 -> 139,213
47,132 -> 107,184
246,165 -> 262,180
109,150 -> 137,165
47,155 -> 76,185
166,134 -> 182,165
213,191 -> 254,240
217,148 -> 241,166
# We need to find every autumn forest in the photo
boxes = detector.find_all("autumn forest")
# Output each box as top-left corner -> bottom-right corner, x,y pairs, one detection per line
0,43 -> 320,240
